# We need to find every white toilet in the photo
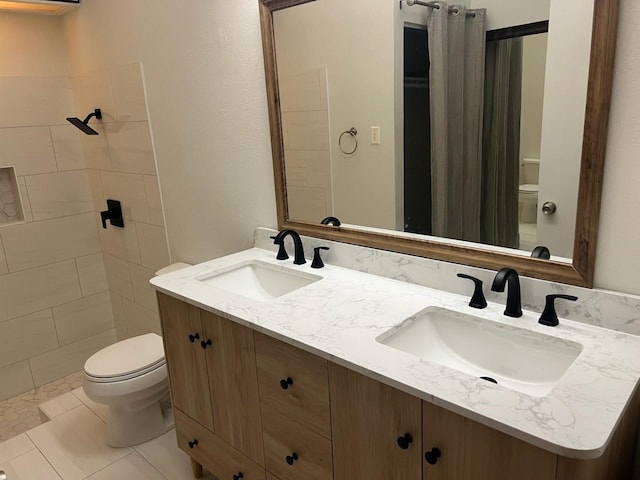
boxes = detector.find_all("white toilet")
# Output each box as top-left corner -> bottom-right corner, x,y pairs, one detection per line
519,158 -> 540,224
83,262 -> 191,448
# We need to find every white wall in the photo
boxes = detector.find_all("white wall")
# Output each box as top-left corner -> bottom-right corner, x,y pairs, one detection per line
594,0 -> 640,295
62,0 -> 277,264
471,0 -> 550,31
274,0 -> 398,230
519,34 -> 547,165
60,0 -> 640,296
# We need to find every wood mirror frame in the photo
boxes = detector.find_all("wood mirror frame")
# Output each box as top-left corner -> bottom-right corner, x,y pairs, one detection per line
259,0 -> 619,287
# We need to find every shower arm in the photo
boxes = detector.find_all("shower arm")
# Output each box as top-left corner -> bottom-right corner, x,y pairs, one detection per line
82,109 -> 102,124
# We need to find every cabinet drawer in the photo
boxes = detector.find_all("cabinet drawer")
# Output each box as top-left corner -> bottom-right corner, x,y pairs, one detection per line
175,409 -> 266,480
255,333 -> 331,438
261,406 -> 333,480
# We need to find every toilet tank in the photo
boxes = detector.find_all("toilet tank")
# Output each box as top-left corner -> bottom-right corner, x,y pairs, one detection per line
522,158 -> 540,185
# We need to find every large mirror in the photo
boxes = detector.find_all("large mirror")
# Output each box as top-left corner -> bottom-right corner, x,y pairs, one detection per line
259,0 -> 618,287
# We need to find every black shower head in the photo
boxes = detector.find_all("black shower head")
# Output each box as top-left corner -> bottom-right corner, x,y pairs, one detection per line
66,108 -> 102,135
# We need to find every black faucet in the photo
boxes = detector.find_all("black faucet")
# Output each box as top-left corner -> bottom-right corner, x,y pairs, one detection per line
272,229 -> 306,265
491,268 -> 522,318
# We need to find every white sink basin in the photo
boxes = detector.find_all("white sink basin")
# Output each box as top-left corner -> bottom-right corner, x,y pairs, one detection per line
376,307 -> 583,397
197,260 -> 321,302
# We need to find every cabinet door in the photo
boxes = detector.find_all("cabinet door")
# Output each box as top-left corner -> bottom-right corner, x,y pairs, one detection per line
157,293 -> 213,430
329,364 -> 422,480
201,311 -> 264,464
422,401 -> 557,480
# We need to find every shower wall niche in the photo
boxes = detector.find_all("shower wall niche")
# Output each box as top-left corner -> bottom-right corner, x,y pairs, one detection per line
0,166 -> 24,225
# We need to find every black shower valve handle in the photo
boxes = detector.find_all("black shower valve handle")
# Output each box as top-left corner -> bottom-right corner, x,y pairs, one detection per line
457,273 -> 487,309
100,199 -> 124,229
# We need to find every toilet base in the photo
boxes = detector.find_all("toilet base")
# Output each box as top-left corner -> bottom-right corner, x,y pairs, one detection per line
107,397 -> 174,448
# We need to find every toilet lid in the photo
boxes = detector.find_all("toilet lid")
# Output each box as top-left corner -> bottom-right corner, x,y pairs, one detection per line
85,333 -> 165,380
520,184 -> 538,194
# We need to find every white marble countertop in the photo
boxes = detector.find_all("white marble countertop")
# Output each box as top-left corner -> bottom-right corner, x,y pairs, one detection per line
150,248 -> 640,459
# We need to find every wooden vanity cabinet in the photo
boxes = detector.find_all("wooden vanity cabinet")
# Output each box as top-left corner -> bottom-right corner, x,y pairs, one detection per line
158,293 -> 265,478
329,364 -> 423,480
159,295 -> 639,480
422,402 -> 557,480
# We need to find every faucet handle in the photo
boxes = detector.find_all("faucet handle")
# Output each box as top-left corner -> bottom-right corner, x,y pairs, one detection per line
270,235 -> 289,261
538,294 -> 578,327
457,274 -> 487,309
311,246 -> 330,269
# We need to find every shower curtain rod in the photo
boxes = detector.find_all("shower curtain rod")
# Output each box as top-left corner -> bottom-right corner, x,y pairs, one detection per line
406,0 -> 477,17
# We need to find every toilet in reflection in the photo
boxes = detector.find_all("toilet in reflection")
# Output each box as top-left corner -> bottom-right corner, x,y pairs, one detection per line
519,158 -> 540,224
82,262 -> 191,447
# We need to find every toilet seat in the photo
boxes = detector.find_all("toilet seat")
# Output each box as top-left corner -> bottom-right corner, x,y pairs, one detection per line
85,333 -> 165,384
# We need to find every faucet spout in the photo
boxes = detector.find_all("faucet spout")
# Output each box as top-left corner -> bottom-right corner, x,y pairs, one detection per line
273,229 -> 306,265
491,268 -> 522,318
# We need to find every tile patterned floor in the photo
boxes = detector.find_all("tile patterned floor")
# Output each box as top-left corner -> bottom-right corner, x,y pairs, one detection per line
0,371 -> 84,442
0,387 -> 214,479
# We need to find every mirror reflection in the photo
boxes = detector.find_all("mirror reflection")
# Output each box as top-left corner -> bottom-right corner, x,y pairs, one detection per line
274,0 -> 595,260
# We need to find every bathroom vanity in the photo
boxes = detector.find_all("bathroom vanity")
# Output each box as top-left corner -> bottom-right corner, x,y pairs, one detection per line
151,246 -> 640,480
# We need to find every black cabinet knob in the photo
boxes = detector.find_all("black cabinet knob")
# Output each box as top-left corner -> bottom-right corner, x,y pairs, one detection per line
280,377 -> 294,390
396,433 -> 413,450
188,333 -> 200,343
285,452 -> 299,465
424,447 -> 442,465
188,439 -> 198,449
232,473 -> 244,480
200,339 -> 212,350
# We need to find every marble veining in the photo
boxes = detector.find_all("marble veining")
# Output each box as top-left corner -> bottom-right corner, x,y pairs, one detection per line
255,227 -> 640,336
151,246 -> 640,460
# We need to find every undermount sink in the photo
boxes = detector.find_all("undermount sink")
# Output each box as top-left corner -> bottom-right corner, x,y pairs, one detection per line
196,260 -> 321,302
376,307 -> 583,397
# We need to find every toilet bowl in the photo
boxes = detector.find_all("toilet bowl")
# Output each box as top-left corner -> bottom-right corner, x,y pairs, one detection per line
519,158 -> 540,224
83,262 -> 191,447
519,183 -> 539,224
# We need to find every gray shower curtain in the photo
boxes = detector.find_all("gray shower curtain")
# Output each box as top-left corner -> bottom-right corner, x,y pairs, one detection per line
481,38 -> 522,248
427,4 -> 486,242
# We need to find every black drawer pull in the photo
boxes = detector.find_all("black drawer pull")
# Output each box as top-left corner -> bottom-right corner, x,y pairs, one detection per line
425,447 -> 442,465
188,333 -> 200,343
232,473 -> 244,480
285,452 -> 299,465
280,377 -> 294,390
188,439 -> 198,449
397,433 -> 413,449
200,339 -> 212,350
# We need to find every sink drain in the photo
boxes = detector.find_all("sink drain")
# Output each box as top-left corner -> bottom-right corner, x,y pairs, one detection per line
480,376 -> 498,384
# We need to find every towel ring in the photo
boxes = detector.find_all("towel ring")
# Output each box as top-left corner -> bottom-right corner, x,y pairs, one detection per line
339,127 -> 358,155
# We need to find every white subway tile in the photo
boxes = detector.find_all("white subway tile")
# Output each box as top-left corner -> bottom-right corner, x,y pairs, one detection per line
104,121 -> 156,175
0,310 -> 58,368
135,222 -> 170,271
71,72 -> 116,124
130,263 -> 159,313
123,299 -> 161,337
0,77 -> 73,128
86,169 -> 104,212
0,260 -> 82,322
50,125 -> 86,171
53,292 -> 114,346
2,213 -> 100,271
102,253 -> 133,300
110,63 -> 148,122
26,170 -> 93,220
0,361 -> 34,402
29,330 -> 117,387
97,212 -> 141,264
81,125 -> 112,171
143,175 -> 164,226
108,291 -> 127,333
0,127 -> 57,176
100,171 -> 149,223
76,253 -> 108,297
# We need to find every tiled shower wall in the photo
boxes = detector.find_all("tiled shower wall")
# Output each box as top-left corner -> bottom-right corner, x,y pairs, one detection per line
72,63 -> 170,341
0,74 -> 116,402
